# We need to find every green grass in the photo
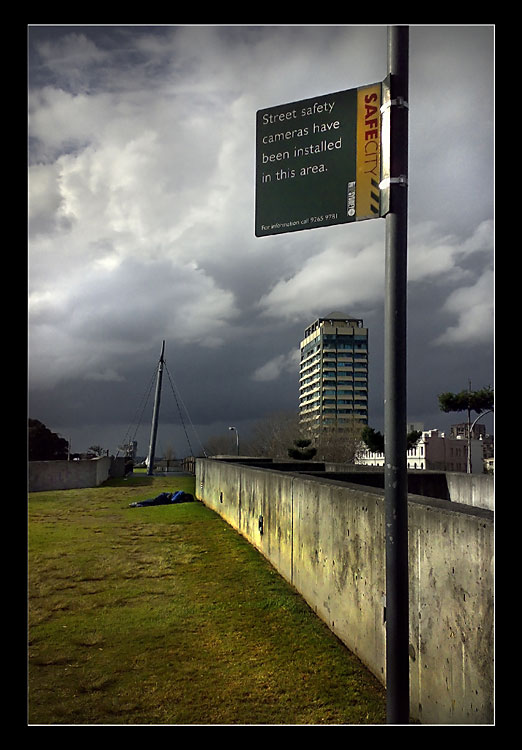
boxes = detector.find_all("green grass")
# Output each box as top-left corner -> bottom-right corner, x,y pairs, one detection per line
28,474 -> 386,725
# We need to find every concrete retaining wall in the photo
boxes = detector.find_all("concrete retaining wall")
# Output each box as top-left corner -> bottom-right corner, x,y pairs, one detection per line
195,458 -> 494,725
444,472 -> 494,510
28,456 -> 120,492
323,465 -> 494,510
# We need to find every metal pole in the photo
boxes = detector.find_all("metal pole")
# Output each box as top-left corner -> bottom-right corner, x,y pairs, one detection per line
469,409 -> 493,474
467,380 -> 472,473
229,426 -> 239,455
384,25 -> 410,724
147,340 -> 166,476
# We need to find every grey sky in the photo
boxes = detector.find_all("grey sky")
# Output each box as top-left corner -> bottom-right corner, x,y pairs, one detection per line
28,25 -> 494,456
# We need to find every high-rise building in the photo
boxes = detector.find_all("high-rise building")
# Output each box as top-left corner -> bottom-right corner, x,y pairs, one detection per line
299,312 -> 369,433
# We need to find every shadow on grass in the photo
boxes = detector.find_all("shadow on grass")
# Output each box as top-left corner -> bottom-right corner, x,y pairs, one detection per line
104,473 -> 195,489
103,475 -> 156,488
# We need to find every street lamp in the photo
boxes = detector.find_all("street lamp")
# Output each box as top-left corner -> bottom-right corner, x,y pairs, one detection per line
229,426 -> 239,456
467,409 -> 493,474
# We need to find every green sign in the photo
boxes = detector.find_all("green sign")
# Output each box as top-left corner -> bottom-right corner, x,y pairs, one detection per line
255,83 -> 382,237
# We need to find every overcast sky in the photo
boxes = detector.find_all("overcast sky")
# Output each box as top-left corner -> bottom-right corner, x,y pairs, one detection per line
28,24 -> 494,457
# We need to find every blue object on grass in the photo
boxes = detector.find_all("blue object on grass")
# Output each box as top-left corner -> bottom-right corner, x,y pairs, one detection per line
129,491 -> 194,508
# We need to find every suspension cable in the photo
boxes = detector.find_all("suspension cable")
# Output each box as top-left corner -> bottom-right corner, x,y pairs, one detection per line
164,362 -> 208,458
116,366 -> 157,457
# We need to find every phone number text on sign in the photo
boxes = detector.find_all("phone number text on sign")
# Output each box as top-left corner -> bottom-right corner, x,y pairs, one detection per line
259,212 -> 339,234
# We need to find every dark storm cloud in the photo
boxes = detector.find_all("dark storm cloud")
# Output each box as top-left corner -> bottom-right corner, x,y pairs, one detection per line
408,26 -> 494,235
28,25 -> 494,454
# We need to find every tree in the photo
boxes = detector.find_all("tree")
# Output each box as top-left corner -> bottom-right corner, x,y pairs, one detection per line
438,385 -> 494,473
313,419 -> 364,463
438,386 -> 494,419
245,411 -> 302,459
28,419 -> 69,461
288,438 -> 317,461
164,445 -> 177,461
407,430 -> 423,450
361,426 -> 384,453
361,426 -> 423,453
204,433 -> 237,457
163,445 -> 177,467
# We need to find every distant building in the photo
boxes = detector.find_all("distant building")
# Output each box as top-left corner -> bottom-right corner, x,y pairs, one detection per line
450,422 -> 486,440
451,421 -> 494,462
357,428 -> 484,473
299,312 -> 368,433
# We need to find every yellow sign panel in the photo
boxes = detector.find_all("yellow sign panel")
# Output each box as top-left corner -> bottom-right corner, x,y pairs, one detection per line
356,83 -> 382,220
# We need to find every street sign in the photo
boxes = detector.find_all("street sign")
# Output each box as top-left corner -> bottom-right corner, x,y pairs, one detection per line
255,82 -> 382,236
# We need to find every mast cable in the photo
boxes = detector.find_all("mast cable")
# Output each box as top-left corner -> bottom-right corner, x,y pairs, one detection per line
164,361 -> 208,458
116,367 -> 157,456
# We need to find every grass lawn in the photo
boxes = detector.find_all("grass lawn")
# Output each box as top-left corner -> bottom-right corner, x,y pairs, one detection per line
28,474 -> 386,725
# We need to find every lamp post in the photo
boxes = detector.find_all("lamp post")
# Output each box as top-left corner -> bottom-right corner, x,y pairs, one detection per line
468,409 -> 493,474
229,426 -> 239,456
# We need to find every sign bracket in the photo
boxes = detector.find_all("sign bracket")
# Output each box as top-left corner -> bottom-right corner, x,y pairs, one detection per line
380,175 -> 408,189
380,97 -> 409,112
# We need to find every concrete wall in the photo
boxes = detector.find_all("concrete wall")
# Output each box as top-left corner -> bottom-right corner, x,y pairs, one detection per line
28,456 -> 116,492
323,465 -> 494,511
195,458 -> 494,725
445,472 -> 494,511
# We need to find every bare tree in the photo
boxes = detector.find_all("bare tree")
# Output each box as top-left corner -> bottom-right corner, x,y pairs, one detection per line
311,419 -> 364,463
204,433 -> 239,457
203,412 -> 365,464
245,411 -> 302,458
164,444 -> 177,461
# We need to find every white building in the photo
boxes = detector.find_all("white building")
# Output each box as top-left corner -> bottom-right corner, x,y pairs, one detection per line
357,428 -> 484,473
